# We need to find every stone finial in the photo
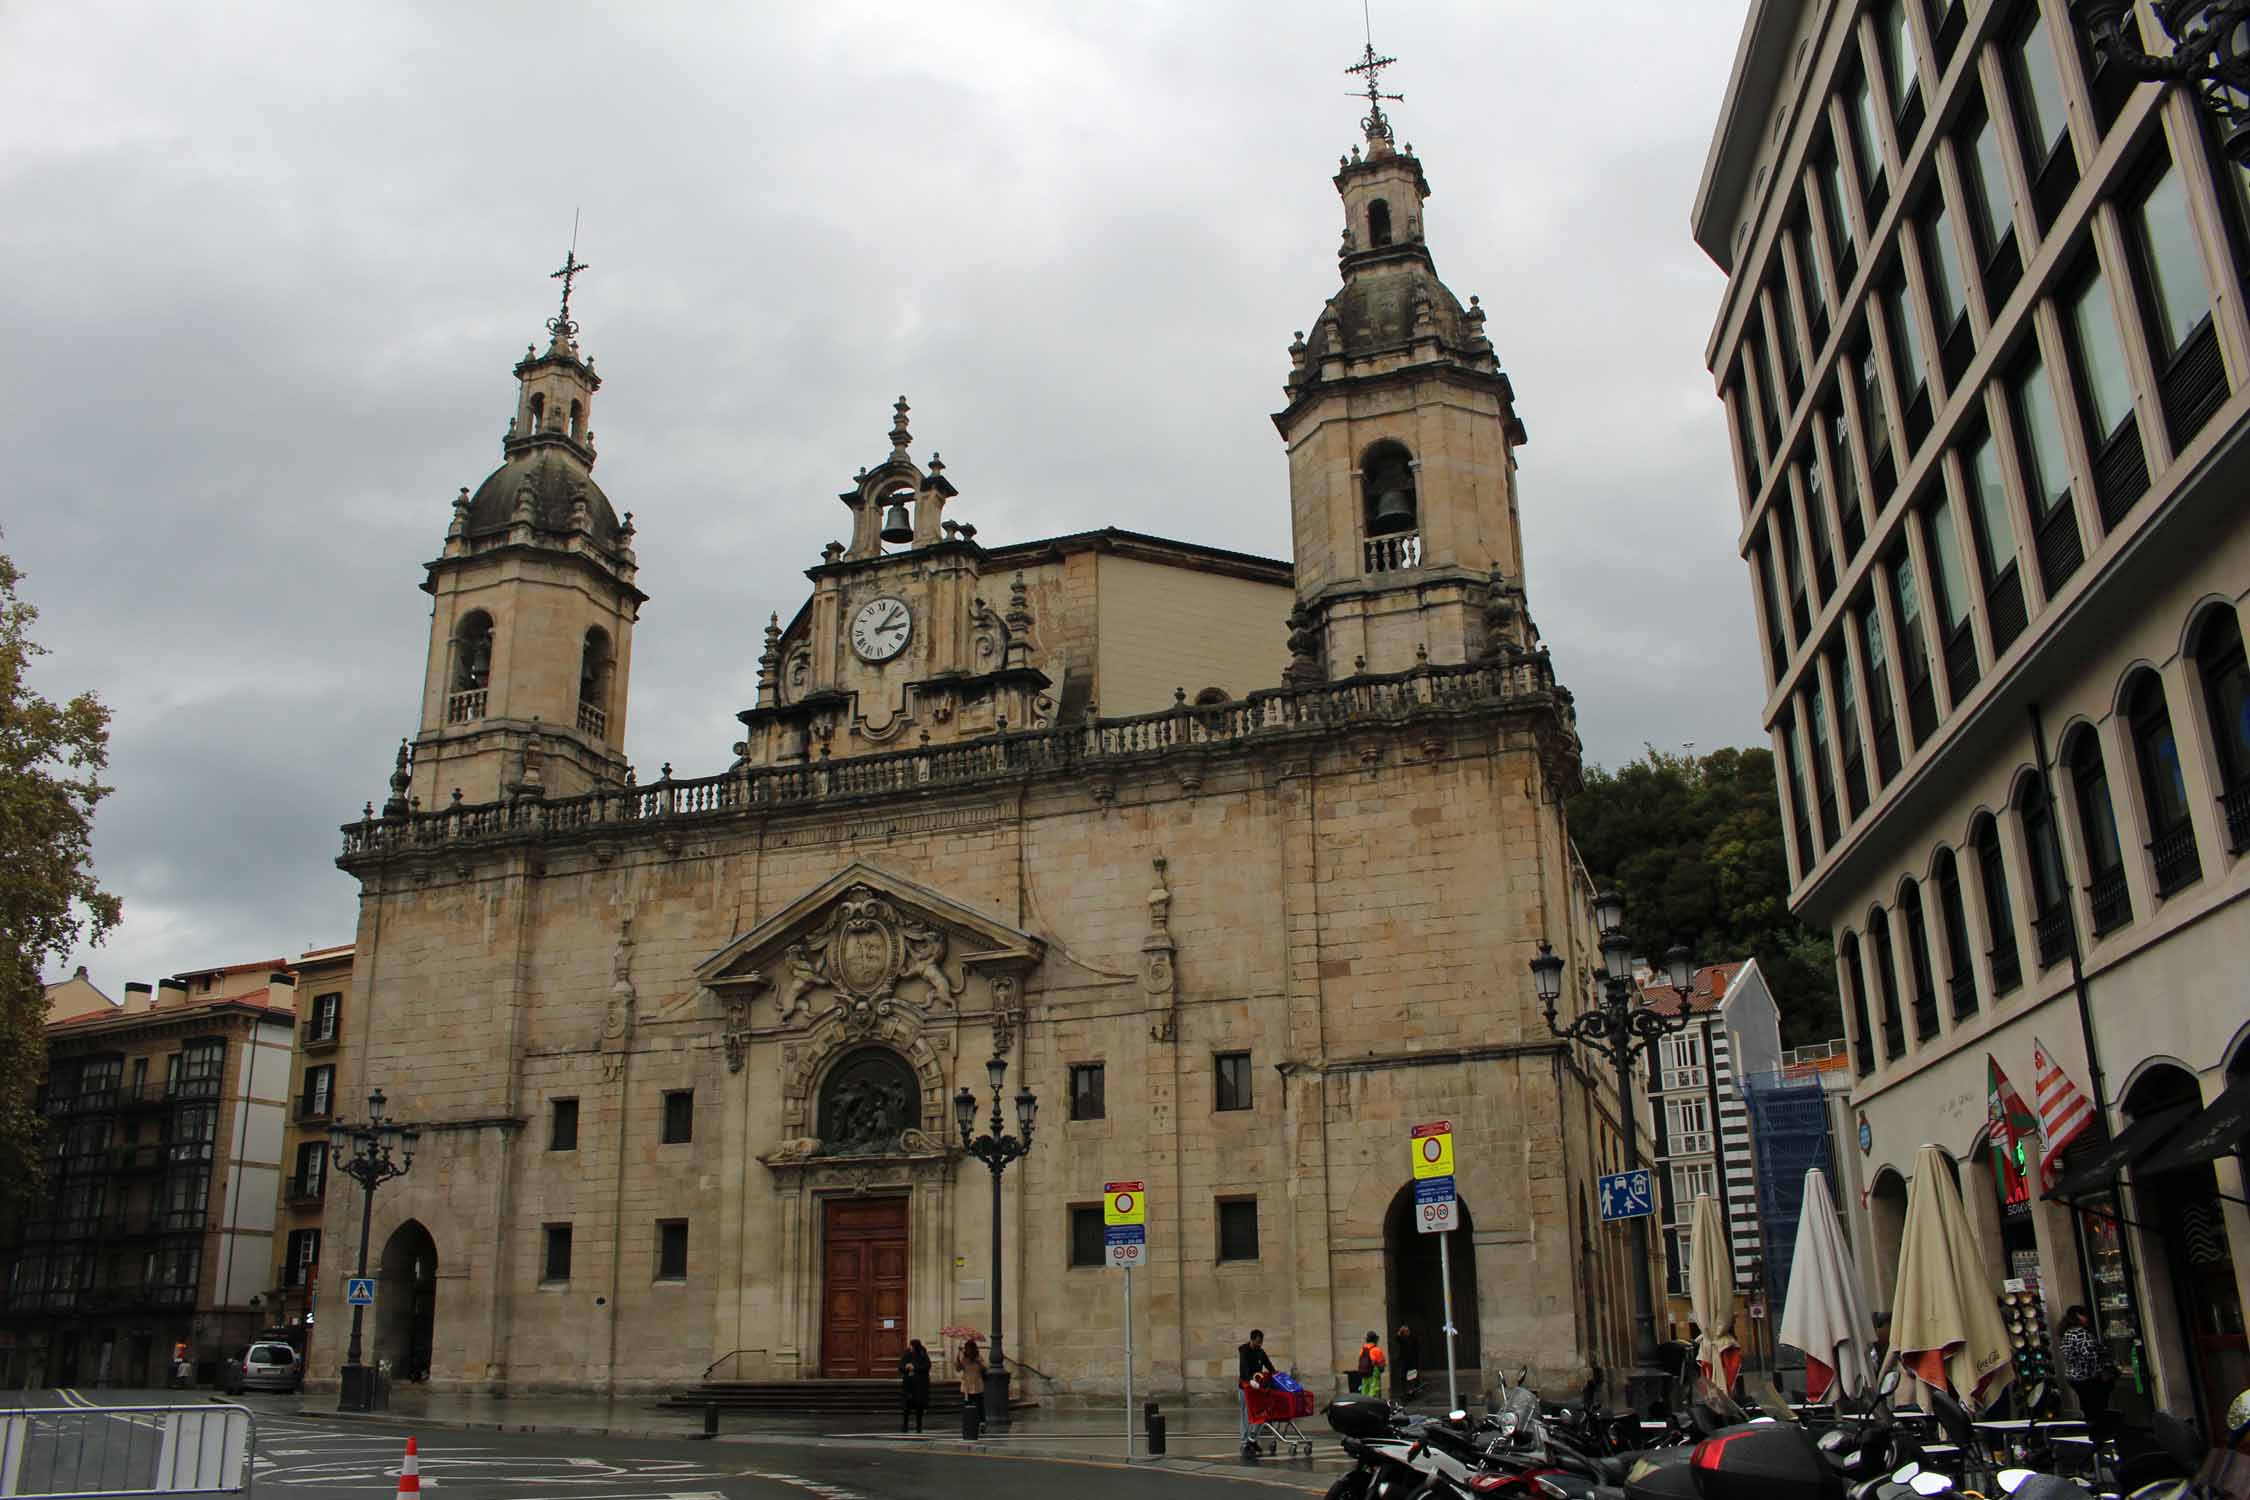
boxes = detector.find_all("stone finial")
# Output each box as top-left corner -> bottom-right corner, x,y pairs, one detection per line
941,519 -> 960,540
1173,686 -> 1187,708
451,788 -> 464,806
660,761 -> 674,781
889,395 -> 912,458
619,511 -> 636,540
1148,856 -> 1172,932
1289,330 -> 1308,368
927,451 -> 945,477
958,522 -> 978,542
362,800 -> 375,822
383,739 -> 413,819
1006,574 -> 1033,633
1284,605 -> 1325,688
822,540 -> 846,563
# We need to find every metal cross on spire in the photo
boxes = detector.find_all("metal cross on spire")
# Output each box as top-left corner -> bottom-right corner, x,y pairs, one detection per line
1345,2 -> 1403,144
548,218 -> 590,341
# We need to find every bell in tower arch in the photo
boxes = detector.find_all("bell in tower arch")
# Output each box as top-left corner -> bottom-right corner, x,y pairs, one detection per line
1364,442 -> 1417,536
879,489 -> 914,545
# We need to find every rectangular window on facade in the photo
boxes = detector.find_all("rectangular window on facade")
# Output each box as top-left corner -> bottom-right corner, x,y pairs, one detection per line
1780,712 -> 1814,877
1068,1064 -> 1105,1121
2064,259 -> 2148,527
551,1097 -> 579,1151
1881,270 -> 1932,447
1748,328 -> 1781,453
544,1224 -> 573,1283
1846,66 -> 1890,214
2009,10 -> 2078,228
1831,640 -> 1868,816
300,1065 -> 334,1119
1920,196 -> 1972,384
1733,374 -> 1765,493
1799,450 -> 1836,598
656,1220 -> 689,1280
292,1140 -> 325,1199
1217,1198 -> 1260,1262
1827,400 -> 1867,555
1214,1052 -> 1253,1112
1808,679 -> 1842,843
1770,282 -> 1804,407
284,1228 -> 320,1288
1069,1205 -> 1105,1268
1891,547 -> 1938,744
1854,329 -> 1897,503
1960,423 -> 2027,653
2008,352 -> 2084,593
1780,509 -> 1812,642
308,992 -> 342,1043
1921,491 -> 1980,700
1879,0 -> 1925,139
1757,543 -> 1789,678
1815,136 -> 1859,284
1797,211 -> 1831,340
1960,101 -> 2024,305
662,1090 -> 694,1144
1858,595 -> 1902,784
2126,153 -> 2228,444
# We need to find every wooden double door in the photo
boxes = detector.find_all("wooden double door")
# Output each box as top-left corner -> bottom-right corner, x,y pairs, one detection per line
820,1196 -> 909,1377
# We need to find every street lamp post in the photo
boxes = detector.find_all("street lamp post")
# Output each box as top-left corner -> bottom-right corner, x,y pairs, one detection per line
1531,890 -> 1695,1417
2072,1 -> 2250,163
327,1087 -> 417,1413
954,1055 -> 1037,1431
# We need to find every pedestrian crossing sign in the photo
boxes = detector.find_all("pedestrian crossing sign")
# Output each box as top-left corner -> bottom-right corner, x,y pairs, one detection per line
345,1277 -> 376,1306
1410,1121 -> 1454,1180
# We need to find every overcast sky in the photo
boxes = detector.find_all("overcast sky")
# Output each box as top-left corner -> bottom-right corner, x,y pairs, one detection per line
3,1 -> 1761,994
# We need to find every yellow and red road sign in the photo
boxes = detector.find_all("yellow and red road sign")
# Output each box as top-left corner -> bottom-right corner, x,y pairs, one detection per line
1104,1181 -> 1147,1226
1410,1121 -> 1454,1180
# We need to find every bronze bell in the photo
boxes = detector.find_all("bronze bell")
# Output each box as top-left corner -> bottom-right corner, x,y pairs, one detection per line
880,497 -> 914,544
1368,484 -> 1415,535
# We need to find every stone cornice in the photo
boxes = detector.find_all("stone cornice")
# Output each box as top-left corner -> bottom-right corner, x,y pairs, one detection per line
339,657 -> 1579,875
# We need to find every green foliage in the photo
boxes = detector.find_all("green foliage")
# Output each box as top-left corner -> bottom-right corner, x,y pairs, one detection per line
0,537 -> 122,1215
1567,746 -> 1838,1047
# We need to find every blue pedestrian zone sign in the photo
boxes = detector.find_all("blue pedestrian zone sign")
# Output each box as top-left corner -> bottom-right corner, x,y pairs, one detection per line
345,1277 -> 377,1306
1598,1170 -> 1655,1222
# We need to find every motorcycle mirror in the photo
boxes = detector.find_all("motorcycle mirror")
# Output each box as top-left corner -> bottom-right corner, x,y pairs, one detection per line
1892,1463 -> 1922,1483
1881,1369 -> 1902,1396
1997,1468 -> 2036,1494
1908,1472 -> 1953,1495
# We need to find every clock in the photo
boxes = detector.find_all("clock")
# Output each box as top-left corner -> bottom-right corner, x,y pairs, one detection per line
849,596 -> 913,662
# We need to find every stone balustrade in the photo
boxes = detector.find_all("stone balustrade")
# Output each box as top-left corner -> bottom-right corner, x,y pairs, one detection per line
344,656 -> 1568,862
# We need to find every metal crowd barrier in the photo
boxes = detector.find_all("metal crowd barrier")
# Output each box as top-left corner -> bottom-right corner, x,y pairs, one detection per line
0,1404 -> 255,1500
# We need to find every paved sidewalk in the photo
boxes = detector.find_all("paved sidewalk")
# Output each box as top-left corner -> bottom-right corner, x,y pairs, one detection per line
293,1388 -> 1351,1481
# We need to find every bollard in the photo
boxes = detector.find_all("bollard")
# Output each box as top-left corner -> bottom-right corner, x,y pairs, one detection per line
703,1402 -> 719,1439
961,1399 -> 981,1440
1146,1412 -> 1166,1456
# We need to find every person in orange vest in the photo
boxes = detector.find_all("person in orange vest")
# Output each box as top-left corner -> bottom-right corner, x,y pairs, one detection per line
1356,1331 -> 1386,1398
170,1341 -> 190,1389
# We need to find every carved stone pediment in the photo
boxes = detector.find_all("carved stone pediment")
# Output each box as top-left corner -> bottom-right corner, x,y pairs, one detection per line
694,862 -> 1045,1069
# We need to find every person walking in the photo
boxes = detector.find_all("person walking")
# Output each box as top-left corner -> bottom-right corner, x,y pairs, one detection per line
2059,1306 -> 2114,1435
956,1338 -> 987,1439
898,1339 -> 932,1433
1357,1330 -> 1386,1399
1394,1324 -> 1422,1401
1238,1329 -> 1277,1452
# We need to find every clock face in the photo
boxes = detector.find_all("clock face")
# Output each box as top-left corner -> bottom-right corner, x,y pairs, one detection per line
849,596 -> 913,662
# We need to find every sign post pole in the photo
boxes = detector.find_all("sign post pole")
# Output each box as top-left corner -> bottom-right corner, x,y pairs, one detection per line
1123,1264 -> 1135,1461
1438,1229 -> 1458,1414
1105,1179 -> 1148,1458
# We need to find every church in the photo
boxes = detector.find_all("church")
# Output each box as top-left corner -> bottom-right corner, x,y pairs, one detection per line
325,78 -> 1650,1399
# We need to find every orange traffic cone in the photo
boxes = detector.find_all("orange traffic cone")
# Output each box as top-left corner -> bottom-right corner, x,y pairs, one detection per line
396,1437 -> 420,1500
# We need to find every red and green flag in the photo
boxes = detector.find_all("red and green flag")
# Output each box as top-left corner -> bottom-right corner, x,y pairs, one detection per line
1988,1055 -> 2039,1205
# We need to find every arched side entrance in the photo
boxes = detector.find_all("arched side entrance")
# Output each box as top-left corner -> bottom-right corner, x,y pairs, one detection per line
1384,1183 -> 1481,1381
1867,1168 -> 1908,1315
2122,1065 -> 2243,1437
376,1220 -> 438,1383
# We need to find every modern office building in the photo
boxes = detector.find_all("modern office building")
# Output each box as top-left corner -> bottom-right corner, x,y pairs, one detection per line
1697,0 -> 2249,1430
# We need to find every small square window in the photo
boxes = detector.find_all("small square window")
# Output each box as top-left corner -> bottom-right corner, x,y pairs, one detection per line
1069,1064 -> 1105,1121
1217,1198 -> 1260,1262
1069,1205 -> 1105,1268
661,1090 -> 694,1145
1214,1052 -> 1252,1112
543,1224 -> 572,1283
656,1219 -> 689,1281
550,1098 -> 579,1152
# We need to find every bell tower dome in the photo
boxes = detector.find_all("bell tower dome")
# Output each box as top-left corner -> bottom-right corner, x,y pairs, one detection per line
408,250 -> 644,808
1274,47 -> 1533,680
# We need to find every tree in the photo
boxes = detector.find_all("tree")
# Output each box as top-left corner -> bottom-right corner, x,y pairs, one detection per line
1567,746 -> 1838,1047
0,537 -> 122,1214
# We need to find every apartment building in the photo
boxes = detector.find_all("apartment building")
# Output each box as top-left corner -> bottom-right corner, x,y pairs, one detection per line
1697,0 -> 2250,1430
269,943 -> 353,1364
1,962 -> 297,1387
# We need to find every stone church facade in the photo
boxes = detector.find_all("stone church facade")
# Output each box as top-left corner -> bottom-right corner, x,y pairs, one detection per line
324,105 -> 1650,1398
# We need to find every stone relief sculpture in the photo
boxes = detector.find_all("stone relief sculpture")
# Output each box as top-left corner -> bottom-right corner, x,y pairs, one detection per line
772,944 -> 821,1022
815,1048 -> 922,1156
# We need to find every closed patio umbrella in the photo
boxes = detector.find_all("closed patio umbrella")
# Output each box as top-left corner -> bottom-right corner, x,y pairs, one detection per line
1777,1167 -> 1874,1401
1890,1143 -> 2013,1410
1689,1193 -> 1742,1389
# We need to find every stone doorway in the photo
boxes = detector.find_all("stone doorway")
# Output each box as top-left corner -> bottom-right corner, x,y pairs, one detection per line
1384,1183 -> 1482,1379
821,1197 -> 908,1377
376,1220 -> 437,1382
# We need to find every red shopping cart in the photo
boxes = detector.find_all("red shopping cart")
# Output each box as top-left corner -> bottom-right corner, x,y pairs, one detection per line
1242,1371 -> 1317,1456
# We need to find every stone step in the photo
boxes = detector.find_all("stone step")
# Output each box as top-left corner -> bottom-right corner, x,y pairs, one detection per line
658,1380 -> 915,1414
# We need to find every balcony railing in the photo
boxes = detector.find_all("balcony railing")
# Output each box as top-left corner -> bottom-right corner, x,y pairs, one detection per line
296,1093 -> 334,1122
1989,942 -> 2023,996
1912,980 -> 1940,1041
1941,621 -> 1980,701
1872,716 -> 1901,784
302,1018 -> 340,1049
1663,1067 -> 1707,1092
167,1141 -> 214,1165
286,1174 -> 325,1205
1906,672 -> 1937,745
1668,1131 -> 1713,1156
577,700 -> 608,737
2225,778 -> 2250,856
158,1208 -> 208,1234
446,688 -> 487,724
2034,903 -> 2073,968
2148,818 -> 2201,898
2034,503 -> 2084,595
1364,531 -> 1422,574
1985,566 -> 2027,657
169,1076 -> 221,1103
1947,969 -> 1978,1020
2087,867 -> 2132,936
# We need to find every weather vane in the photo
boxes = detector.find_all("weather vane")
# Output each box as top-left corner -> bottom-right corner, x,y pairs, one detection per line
1345,0 -> 1402,143
549,210 -> 589,340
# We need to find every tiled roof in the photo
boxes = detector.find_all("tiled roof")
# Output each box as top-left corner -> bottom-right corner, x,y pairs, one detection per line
1640,960 -> 1748,1017
48,986 -> 292,1031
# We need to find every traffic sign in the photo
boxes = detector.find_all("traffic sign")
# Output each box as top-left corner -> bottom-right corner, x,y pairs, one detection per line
1410,1120 -> 1454,1180
1414,1172 -> 1458,1235
1104,1181 -> 1147,1227
1597,1169 -> 1655,1222
345,1276 -> 376,1306
1105,1224 -> 1146,1268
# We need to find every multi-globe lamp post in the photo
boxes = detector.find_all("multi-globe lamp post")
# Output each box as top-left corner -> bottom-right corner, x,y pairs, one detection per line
1530,889 -> 1696,1416
954,1056 -> 1037,1430
327,1087 -> 417,1413
2072,0 -> 2250,163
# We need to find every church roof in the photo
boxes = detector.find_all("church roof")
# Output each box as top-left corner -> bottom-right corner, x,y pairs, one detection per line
1302,250 -> 1477,366
464,444 -> 622,545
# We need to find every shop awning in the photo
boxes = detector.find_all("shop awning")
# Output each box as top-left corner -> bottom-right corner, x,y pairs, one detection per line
2042,1102 -> 2198,1202
2134,1073 -> 2250,1178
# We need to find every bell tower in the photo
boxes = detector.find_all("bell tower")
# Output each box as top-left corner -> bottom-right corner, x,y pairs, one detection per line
1274,46 -> 1533,680
408,250 -> 644,808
